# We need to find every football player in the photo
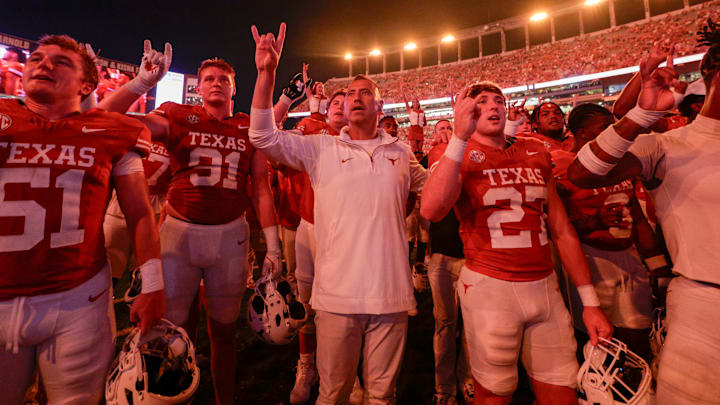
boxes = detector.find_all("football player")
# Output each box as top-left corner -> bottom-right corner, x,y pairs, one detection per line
568,25 -> 720,404
421,81 -> 612,405
98,43 -> 280,405
0,35 -> 163,404
553,103 -> 662,360
526,101 -> 574,152
251,23 -> 427,404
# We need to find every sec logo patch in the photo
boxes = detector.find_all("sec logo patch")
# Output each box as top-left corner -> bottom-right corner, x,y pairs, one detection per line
469,150 -> 485,164
186,114 -> 200,124
0,113 -> 12,131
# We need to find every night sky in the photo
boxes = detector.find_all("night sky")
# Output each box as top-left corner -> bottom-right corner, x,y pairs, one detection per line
3,0 -> 690,111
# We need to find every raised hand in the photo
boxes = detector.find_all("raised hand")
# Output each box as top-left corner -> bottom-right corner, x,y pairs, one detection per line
646,40 -> 674,72
138,40 -> 172,87
452,86 -> 480,141
638,52 -> 686,111
507,98 -> 527,122
251,22 -> 286,73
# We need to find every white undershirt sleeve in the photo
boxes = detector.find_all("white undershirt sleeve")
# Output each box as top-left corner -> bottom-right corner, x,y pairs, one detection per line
112,152 -> 144,177
628,134 -> 665,182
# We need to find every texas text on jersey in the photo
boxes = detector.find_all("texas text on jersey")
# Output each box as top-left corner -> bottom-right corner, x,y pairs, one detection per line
294,117 -> 339,224
0,99 -> 151,299
151,102 -> 255,225
143,140 -> 171,197
430,136 -> 553,282
552,149 -> 635,251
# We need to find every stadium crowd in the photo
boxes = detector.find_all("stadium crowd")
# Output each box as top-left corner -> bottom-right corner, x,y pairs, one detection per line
1,2 -> 720,405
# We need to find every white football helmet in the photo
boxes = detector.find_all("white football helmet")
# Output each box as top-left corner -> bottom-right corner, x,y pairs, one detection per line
412,263 -> 429,293
248,274 -> 308,345
106,319 -> 200,405
578,337 -> 651,405
124,267 -> 142,305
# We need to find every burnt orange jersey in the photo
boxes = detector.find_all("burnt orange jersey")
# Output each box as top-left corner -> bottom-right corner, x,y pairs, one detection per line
430,136 -> 554,281
552,149 -> 635,251
0,100 -> 151,298
152,102 -> 255,225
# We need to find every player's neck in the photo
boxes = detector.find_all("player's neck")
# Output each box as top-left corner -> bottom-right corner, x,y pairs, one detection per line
24,97 -> 82,121
699,86 -> 720,121
202,101 -> 232,121
539,129 -> 564,141
348,119 -> 378,140
329,120 -> 345,133
471,131 -> 505,149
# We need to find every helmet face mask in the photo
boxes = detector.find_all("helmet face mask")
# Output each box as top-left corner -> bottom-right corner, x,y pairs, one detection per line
577,337 -> 651,405
248,274 -> 308,345
412,263 -> 429,292
106,319 -> 200,405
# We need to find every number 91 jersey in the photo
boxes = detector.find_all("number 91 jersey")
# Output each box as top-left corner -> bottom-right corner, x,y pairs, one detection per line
0,99 -> 151,299
430,136 -> 554,282
152,102 -> 255,225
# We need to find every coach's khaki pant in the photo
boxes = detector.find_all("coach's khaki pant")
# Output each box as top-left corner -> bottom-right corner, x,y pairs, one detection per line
315,310 -> 408,405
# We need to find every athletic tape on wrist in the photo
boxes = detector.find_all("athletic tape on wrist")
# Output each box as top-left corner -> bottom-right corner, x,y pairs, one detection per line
644,254 -> 669,271
594,125 -> 634,159
576,143 -> 615,176
444,136 -> 467,162
577,284 -> 600,307
263,226 -> 281,256
625,105 -> 667,128
125,77 -> 153,96
279,94 -> 293,106
139,258 -> 164,294
504,118 -> 523,136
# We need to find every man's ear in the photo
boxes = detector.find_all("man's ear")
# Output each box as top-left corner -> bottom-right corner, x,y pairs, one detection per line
79,82 -> 94,98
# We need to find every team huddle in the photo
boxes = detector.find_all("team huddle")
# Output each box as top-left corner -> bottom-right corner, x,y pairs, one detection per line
0,17 -> 719,405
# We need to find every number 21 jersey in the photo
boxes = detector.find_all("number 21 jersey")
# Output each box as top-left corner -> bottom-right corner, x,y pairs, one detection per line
152,102 -> 255,225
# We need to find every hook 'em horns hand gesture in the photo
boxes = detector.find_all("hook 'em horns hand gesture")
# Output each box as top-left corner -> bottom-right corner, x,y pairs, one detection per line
251,22 -> 286,73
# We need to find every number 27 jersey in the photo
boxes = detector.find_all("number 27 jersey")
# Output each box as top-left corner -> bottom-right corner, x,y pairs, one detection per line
152,102 -> 255,225
433,136 -> 554,282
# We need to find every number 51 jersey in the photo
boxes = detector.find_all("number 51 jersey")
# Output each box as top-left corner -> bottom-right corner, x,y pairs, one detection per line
0,99 -> 151,299
430,136 -> 554,282
151,102 -> 255,225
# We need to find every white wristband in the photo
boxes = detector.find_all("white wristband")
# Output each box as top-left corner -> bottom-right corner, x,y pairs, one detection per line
625,105 -> 667,128
503,117 -> 524,136
125,77 -> 154,96
576,143 -> 615,176
279,94 -> 293,106
444,136 -> 467,162
644,254 -> 669,271
250,107 -> 277,131
139,258 -> 164,294
263,226 -> 281,255
594,125 -> 634,159
577,284 -> 600,307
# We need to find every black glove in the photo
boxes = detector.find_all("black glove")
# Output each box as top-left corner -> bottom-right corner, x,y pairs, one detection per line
281,72 -> 305,102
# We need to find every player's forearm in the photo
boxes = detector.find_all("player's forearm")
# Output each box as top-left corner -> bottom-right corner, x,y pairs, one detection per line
273,98 -> 291,125
612,72 -> 641,119
420,157 -> 462,222
253,71 -> 276,110
126,205 -> 161,265
97,84 -> 146,113
553,224 -> 593,287
569,118 -> 645,188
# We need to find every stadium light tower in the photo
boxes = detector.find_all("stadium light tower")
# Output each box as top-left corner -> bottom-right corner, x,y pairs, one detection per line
369,49 -> 381,56
404,42 -> 417,50
585,0 -> 603,5
344,52 -> 352,78
529,11 -> 548,22
441,34 -> 455,43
